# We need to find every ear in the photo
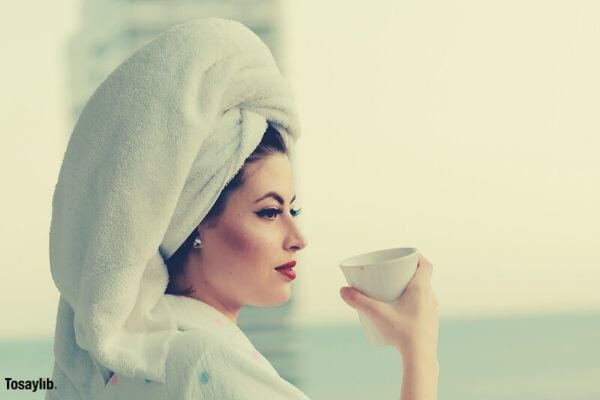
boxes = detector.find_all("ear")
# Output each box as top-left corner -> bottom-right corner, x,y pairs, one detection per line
199,212 -> 221,229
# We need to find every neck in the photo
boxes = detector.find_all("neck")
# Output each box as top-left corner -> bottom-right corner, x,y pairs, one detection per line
178,253 -> 241,324
188,290 -> 240,324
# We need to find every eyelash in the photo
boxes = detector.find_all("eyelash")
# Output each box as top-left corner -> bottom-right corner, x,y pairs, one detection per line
257,207 -> 302,220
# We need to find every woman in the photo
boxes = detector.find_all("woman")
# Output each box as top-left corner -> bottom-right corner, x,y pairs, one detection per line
48,17 -> 438,399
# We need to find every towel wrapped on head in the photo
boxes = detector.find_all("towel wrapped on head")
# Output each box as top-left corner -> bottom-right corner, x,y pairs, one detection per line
48,17 -> 301,399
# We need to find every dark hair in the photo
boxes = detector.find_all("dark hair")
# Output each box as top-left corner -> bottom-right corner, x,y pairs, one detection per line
164,123 -> 288,296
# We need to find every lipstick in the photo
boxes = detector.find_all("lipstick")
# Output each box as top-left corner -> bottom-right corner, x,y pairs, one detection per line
275,260 -> 296,280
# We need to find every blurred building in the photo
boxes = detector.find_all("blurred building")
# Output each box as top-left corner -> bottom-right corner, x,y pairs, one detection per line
65,0 -> 303,387
66,0 -> 288,122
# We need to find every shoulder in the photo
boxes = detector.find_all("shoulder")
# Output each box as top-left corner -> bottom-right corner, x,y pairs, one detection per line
163,330 -> 295,399
164,329 -> 277,376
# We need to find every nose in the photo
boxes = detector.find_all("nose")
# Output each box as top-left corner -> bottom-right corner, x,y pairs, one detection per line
286,217 -> 308,252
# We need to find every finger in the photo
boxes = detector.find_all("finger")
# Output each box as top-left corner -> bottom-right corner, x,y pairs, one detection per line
414,255 -> 433,282
339,287 -> 385,319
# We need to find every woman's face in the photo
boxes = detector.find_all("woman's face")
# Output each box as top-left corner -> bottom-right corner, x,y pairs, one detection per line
185,152 -> 308,316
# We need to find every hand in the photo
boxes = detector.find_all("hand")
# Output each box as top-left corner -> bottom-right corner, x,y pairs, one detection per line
340,253 -> 439,360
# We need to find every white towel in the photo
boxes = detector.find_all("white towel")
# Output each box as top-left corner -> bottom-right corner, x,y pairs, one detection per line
47,17 -> 302,399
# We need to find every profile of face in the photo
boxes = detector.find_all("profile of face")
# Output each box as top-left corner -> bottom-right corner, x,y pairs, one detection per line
183,152 -> 308,318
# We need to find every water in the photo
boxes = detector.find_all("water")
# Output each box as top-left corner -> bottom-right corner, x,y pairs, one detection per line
298,312 -> 600,399
1,312 -> 598,399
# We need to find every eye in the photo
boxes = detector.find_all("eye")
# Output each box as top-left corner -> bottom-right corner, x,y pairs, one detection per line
256,208 -> 283,220
256,207 -> 303,220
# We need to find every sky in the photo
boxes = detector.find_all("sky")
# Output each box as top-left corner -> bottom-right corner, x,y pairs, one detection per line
1,0 -> 598,339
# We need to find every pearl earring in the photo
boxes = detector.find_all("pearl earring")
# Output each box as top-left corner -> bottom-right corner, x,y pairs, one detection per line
193,238 -> 203,248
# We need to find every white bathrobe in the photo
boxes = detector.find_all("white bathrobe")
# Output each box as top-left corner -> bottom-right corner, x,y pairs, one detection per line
95,295 -> 310,399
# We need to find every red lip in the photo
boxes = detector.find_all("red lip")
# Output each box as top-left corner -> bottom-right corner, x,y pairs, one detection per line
276,267 -> 296,280
275,260 -> 297,280
275,260 -> 296,269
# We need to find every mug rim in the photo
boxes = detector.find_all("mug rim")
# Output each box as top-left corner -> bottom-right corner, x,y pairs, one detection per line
340,247 -> 418,268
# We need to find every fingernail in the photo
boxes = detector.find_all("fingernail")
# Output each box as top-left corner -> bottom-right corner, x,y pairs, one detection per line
339,287 -> 348,298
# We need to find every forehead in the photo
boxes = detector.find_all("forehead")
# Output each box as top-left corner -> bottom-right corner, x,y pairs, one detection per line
240,153 -> 293,197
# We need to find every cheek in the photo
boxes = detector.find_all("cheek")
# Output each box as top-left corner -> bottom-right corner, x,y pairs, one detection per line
220,220 -> 277,268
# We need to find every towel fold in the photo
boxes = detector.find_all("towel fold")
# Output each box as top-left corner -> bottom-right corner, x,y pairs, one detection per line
48,17 -> 301,400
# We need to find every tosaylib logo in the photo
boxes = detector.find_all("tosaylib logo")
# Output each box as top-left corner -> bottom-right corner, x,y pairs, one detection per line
5,377 -> 55,392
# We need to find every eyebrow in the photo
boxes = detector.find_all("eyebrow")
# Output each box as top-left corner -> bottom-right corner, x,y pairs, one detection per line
254,191 -> 296,205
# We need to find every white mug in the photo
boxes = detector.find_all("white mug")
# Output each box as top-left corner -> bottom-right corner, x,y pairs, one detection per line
340,247 -> 419,346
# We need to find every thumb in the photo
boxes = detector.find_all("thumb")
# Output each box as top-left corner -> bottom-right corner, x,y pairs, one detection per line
340,287 -> 384,318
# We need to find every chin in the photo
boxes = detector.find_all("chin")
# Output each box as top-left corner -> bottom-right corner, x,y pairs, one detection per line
253,287 -> 291,307
273,284 -> 292,305
272,293 -> 291,306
